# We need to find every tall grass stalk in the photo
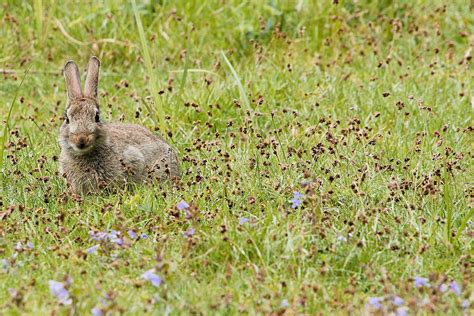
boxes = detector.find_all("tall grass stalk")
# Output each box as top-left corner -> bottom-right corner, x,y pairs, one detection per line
33,0 -> 44,45
0,66 -> 30,181
221,50 -> 250,111
179,26 -> 191,97
442,170 -> 455,244
131,0 -> 166,134
453,207 -> 474,245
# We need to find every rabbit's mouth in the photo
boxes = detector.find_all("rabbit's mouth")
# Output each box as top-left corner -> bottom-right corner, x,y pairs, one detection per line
67,132 -> 97,154
71,144 -> 94,154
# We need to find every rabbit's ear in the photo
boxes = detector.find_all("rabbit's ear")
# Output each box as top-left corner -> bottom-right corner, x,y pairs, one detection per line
84,56 -> 100,100
64,61 -> 82,100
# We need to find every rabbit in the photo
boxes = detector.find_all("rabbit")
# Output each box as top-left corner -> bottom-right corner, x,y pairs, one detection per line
58,56 -> 180,194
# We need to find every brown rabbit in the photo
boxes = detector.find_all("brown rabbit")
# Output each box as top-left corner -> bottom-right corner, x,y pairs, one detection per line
59,57 -> 179,194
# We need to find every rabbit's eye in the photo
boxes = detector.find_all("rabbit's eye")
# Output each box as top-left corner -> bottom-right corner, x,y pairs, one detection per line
65,116 -> 70,124
95,112 -> 100,123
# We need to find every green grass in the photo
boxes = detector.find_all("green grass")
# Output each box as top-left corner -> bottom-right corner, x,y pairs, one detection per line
0,0 -> 473,314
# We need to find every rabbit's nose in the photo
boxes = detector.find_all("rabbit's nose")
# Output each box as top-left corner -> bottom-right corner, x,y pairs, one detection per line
77,137 -> 87,149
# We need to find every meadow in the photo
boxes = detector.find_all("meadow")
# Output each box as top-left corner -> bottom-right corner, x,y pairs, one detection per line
0,0 -> 473,314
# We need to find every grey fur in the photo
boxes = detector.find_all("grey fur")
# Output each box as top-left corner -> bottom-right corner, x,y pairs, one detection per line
63,61 -> 82,100
59,57 -> 180,194
84,56 -> 100,99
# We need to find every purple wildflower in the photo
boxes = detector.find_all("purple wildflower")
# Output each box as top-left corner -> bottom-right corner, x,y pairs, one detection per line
184,210 -> 192,220
290,191 -> 303,209
368,297 -> 383,309
107,231 -> 122,245
293,191 -> 303,199
280,299 -> 289,308
98,232 -> 109,240
449,281 -> 461,296
183,227 -> 195,237
461,300 -> 470,309
439,283 -> 448,293
127,230 -> 137,239
1,259 -> 8,271
91,307 -> 103,316
140,233 -> 148,239
177,200 -> 190,211
392,296 -> 404,306
337,235 -> 347,242
142,269 -> 162,287
89,230 -> 125,246
26,241 -> 34,249
414,276 -> 430,288
100,291 -> 113,304
109,237 -> 123,246
90,231 -> 108,241
48,280 -> 72,305
396,307 -> 408,316
66,276 -> 72,285
15,242 -> 22,251
8,288 -> 17,297
239,217 -> 249,225
86,245 -> 100,254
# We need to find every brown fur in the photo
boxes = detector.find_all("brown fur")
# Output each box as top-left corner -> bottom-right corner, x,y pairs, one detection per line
59,57 -> 179,194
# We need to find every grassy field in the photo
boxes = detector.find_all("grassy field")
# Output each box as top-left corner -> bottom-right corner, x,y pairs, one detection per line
1,0 -> 473,314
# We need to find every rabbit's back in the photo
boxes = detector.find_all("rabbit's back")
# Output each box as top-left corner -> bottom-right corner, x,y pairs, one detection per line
106,123 -> 180,179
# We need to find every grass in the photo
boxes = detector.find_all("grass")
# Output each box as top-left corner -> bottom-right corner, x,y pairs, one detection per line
131,0 -> 166,133
0,66 -> 30,181
0,0 -> 473,314
221,50 -> 251,110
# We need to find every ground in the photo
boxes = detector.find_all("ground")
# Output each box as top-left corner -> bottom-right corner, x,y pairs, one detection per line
0,0 -> 473,315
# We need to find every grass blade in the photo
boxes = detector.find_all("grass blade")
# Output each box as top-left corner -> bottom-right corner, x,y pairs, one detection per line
221,50 -> 250,110
33,0 -> 43,45
0,66 -> 30,180
169,69 -> 222,80
131,0 -> 166,134
443,177 -> 453,243
453,207 -> 473,245
179,26 -> 191,96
